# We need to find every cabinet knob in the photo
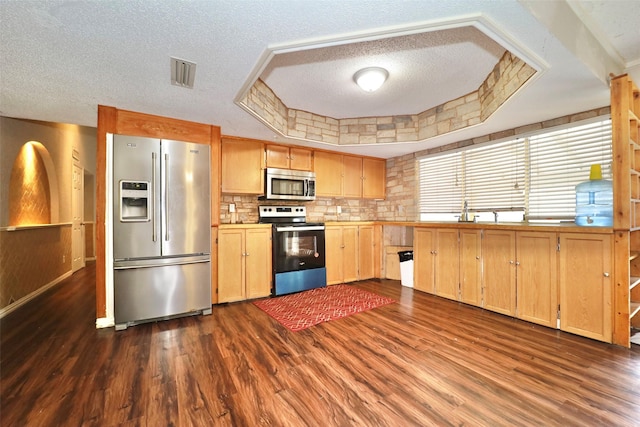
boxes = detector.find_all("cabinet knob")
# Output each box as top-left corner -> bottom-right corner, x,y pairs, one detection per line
509,260 -> 514,264
603,272 -> 610,277
515,261 -> 520,266
476,256 -> 480,260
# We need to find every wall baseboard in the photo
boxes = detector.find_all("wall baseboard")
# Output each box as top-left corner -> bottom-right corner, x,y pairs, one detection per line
95,317 -> 114,329
0,271 -> 73,319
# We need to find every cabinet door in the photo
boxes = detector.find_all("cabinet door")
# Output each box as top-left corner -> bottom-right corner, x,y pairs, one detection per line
289,147 -> 312,171
325,226 -> 344,285
362,158 -> 386,199
516,232 -> 558,328
435,229 -> 460,301
221,138 -> 264,194
358,225 -> 375,280
315,151 -> 343,197
211,227 -> 218,304
245,228 -> 272,299
482,230 -> 516,316
217,229 -> 245,303
343,155 -> 363,198
559,233 -> 612,342
460,229 -> 482,306
414,228 -> 436,294
265,145 -> 289,169
342,225 -> 359,282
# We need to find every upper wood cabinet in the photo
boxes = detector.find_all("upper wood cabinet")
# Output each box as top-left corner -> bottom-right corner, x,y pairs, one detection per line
221,137 -> 264,194
315,151 -> 386,199
362,158 -> 386,199
343,155 -> 363,198
266,145 -> 312,171
315,151 -> 343,197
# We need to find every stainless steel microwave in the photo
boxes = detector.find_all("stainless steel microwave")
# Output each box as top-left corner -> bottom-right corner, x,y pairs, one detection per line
265,168 -> 316,201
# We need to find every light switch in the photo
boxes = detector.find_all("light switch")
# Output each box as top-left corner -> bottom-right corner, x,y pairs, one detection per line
229,203 -> 236,213
337,206 -> 342,214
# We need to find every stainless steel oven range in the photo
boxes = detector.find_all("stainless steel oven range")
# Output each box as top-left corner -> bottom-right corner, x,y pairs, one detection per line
258,206 -> 326,296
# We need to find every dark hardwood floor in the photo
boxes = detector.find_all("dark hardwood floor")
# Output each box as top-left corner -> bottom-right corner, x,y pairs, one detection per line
2,262 -> 640,426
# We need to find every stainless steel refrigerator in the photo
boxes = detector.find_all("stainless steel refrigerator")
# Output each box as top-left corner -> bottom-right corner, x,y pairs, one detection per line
112,134 -> 211,330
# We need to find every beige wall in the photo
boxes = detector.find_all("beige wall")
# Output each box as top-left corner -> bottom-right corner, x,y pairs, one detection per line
0,117 -> 96,312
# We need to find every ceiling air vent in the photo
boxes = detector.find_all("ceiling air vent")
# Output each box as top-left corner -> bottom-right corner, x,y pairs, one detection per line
170,57 -> 196,88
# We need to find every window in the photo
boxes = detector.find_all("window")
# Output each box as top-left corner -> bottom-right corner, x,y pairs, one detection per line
418,118 -> 612,222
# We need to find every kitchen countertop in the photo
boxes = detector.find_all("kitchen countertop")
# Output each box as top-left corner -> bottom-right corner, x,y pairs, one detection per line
372,220 -> 614,234
215,220 -> 613,234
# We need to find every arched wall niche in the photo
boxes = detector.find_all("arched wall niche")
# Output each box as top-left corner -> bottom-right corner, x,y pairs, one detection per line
8,141 -> 60,226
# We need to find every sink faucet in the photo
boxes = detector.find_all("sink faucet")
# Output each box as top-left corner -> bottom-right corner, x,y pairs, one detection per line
493,210 -> 498,223
461,201 -> 469,222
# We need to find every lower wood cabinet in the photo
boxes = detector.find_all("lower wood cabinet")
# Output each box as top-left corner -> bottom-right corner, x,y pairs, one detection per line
481,230 -> 558,327
217,226 -> 272,303
559,233 -> 612,342
413,228 -> 459,299
516,231 -> 558,328
326,224 -> 379,285
325,225 -> 358,285
357,225 -> 377,280
482,229 -> 517,316
459,229 -> 482,306
412,226 -> 612,343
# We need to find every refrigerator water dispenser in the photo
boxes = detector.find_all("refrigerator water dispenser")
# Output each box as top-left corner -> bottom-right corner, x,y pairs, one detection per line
119,180 -> 150,222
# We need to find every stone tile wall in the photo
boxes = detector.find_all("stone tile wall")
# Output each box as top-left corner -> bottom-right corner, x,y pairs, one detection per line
241,52 -> 535,146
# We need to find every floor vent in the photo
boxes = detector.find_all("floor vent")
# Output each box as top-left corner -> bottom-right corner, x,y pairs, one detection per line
170,57 -> 196,88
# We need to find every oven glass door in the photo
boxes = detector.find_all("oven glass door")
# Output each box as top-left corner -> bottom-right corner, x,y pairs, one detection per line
273,227 -> 325,272
271,177 -> 306,197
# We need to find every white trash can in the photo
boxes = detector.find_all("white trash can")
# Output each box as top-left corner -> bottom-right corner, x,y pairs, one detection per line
398,250 -> 414,288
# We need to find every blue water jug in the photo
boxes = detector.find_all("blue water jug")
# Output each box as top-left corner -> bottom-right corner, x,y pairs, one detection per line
575,164 -> 613,227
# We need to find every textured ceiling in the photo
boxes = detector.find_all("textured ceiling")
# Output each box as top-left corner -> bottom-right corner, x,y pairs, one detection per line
1,0 -> 640,159
261,26 -> 506,119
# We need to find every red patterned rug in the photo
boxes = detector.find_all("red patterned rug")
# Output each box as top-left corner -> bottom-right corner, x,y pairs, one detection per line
253,285 -> 395,332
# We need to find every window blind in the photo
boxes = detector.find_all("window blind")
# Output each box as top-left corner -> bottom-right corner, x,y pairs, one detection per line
417,117 -> 612,220
418,151 -> 462,213
528,119 -> 612,219
464,139 -> 526,211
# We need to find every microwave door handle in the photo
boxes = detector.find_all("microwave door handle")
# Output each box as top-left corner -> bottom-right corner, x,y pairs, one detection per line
304,179 -> 309,197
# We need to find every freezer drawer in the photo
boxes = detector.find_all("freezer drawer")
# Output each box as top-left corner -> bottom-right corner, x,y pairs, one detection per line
114,259 -> 211,330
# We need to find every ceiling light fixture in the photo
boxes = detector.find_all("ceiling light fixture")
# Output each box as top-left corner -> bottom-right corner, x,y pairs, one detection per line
353,67 -> 389,92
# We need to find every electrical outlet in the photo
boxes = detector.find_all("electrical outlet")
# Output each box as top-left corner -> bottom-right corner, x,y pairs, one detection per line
229,203 -> 236,213
337,206 -> 342,214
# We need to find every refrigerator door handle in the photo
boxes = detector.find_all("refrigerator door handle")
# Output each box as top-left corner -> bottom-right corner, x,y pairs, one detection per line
114,255 -> 210,270
164,153 -> 169,242
152,152 -> 157,242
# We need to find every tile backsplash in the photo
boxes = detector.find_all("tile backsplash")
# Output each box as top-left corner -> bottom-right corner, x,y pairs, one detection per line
220,195 -> 378,224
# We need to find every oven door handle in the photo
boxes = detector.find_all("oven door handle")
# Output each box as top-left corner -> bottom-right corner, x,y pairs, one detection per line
275,225 -> 325,232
